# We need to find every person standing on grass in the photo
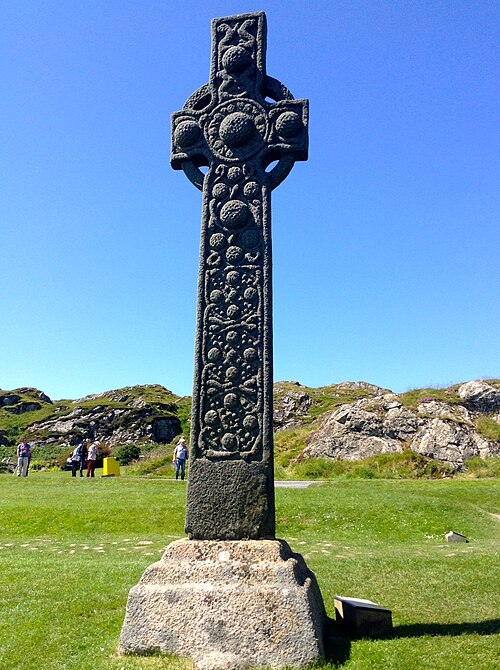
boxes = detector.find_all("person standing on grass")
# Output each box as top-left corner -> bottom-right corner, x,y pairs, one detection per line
78,439 -> 88,477
16,440 -> 31,477
70,444 -> 81,477
86,441 -> 98,477
172,437 -> 188,480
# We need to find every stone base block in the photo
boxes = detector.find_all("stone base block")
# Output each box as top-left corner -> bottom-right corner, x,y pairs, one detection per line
120,539 -> 326,670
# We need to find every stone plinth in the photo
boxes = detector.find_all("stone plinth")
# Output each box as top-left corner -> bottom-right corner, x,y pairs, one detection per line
120,539 -> 326,670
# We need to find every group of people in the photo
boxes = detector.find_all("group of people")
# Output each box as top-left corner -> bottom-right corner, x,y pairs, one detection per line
14,435 -> 189,480
70,439 -> 99,477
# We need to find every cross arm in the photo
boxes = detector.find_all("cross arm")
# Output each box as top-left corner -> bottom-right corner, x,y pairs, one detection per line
171,109 -> 211,191
265,98 -> 308,190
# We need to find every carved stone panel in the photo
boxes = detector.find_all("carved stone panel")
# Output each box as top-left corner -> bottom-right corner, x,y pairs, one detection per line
171,12 -> 308,540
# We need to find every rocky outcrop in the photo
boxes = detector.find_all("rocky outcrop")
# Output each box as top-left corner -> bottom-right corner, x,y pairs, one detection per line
334,381 -> 389,396
458,380 -> 500,413
0,394 -> 22,407
302,381 -> 500,469
24,404 -> 180,450
0,388 -> 51,413
4,402 -> 42,414
2,380 -> 499,469
0,385 -> 184,450
273,383 -> 313,430
273,380 -> 390,431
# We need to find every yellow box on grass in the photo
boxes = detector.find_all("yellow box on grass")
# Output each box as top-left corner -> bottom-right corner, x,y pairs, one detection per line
102,456 -> 120,477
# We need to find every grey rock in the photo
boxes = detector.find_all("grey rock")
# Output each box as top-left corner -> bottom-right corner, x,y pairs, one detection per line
335,381 -> 390,396
0,394 -> 21,407
274,386 -> 313,430
384,406 -> 422,440
24,390 -> 181,449
4,402 -> 41,414
15,387 -> 52,403
417,400 -> 474,424
446,531 -> 468,543
411,419 -> 491,468
458,380 -> 500,413
151,417 -> 179,443
303,391 -> 500,468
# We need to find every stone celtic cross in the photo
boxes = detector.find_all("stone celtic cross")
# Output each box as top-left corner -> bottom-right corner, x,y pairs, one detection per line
171,12 -> 308,540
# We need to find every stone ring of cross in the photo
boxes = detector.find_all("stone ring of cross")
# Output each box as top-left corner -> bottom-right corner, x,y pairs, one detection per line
172,76 -> 306,192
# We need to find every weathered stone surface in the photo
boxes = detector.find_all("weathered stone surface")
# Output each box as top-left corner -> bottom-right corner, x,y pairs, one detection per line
0,387 -> 51,412
4,401 -> 41,414
21,386 -> 181,449
335,381 -> 389,395
303,395 -> 407,461
446,531 -> 468,543
416,399 -> 474,424
186,459 -> 274,540
411,418 -> 491,464
458,380 -> 500,413
274,386 -> 313,430
172,12 -> 308,540
0,394 -> 22,407
303,392 -> 500,468
120,539 -> 326,669
11,387 -> 52,404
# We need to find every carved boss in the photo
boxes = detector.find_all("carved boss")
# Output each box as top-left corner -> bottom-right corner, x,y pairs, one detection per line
172,12 -> 308,539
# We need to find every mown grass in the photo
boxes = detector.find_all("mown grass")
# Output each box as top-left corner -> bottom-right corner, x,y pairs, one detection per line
0,472 -> 498,669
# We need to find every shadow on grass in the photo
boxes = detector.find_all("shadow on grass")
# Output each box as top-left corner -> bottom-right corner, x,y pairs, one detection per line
393,618 -> 500,638
322,618 -> 500,666
324,618 -> 351,667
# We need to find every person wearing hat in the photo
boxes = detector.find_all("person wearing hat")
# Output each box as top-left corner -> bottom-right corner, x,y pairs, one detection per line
86,441 -> 99,477
172,436 -> 188,480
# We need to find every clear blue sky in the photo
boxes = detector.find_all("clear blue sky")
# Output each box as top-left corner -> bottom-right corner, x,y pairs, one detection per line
1,0 -> 499,400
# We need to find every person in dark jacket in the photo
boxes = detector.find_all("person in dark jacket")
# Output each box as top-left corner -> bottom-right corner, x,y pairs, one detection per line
78,440 -> 88,477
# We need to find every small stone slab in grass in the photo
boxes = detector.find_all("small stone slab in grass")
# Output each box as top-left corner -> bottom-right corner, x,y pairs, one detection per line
334,595 -> 393,638
446,530 -> 468,543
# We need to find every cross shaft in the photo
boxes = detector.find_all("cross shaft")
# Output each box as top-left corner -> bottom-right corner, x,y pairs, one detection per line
171,12 -> 308,539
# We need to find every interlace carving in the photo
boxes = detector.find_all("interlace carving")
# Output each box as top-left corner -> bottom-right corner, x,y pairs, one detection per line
172,12 -> 308,464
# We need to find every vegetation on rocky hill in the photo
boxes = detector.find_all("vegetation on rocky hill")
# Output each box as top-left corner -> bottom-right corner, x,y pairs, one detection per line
1,379 -> 499,477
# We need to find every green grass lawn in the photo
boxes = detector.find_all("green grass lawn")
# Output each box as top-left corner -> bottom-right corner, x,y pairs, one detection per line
0,472 -> 498,669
